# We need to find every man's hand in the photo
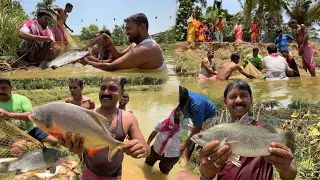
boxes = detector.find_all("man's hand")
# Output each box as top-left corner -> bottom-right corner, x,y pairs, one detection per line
57,132 -> 86,156
70,29 -> 74,33
78,58 -> 89,66
200,141 -> 232,180
86,56 -> 100,62
0,108 -> 10,118
263,142 -> 294,175
102,33 -> 112,44
120,139 -> 149,159
37,36 -> 52,43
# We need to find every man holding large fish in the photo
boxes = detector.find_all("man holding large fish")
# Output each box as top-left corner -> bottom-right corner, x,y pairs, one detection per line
80,13 -> 167,71
28,77 -> 150,180
193,80 -> 297,180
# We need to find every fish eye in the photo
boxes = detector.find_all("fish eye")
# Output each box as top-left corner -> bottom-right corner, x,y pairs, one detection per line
198,134 -> 203,138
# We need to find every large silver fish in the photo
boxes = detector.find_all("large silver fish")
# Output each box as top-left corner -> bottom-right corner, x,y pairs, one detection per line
0,147 -> 67,174
40,49 -> 89,70
28,102 -> 125,162
191,122 -> 295,167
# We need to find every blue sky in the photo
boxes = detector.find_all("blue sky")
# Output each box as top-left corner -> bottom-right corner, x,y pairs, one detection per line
19,0 -> 177,35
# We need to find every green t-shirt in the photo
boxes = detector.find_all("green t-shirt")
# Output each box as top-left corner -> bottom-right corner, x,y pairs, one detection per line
0,94 -> 35,133
246,54 -> 263,67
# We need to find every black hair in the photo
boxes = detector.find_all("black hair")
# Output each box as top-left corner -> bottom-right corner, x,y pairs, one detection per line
267,44 -> 278,53
289,19 -> 297,24
0,78 -> 11,87
37,11 -> 51,18
179,86 -> 189,108
122,93 -> 129,99
223,80 -> 252,99
99,30 -> 111,37
276,29 -> 282,34
69,77 -> 84,88
124,13 -> 149,30
120,77 -> 127,90
66,3 -> 73,8
253,47 -> 259,51
231,53 -> 240,61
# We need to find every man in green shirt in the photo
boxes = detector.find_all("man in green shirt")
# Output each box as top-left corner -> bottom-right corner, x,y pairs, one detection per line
0,78 -> 57,144
244,47 -> 263,70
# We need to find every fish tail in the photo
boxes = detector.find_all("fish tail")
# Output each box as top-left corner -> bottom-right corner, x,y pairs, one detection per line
0,164 -> 9,174
283,131 -> 295,153
39,61 -> 49,70
107,146 -> 120,162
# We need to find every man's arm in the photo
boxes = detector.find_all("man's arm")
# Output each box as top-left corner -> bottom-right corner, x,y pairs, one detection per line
236,65 -> 255,79
202,59 -> 216,75
122,115 -> 150,158
300,25 -> 309,49
0,108 -> 31,121
181,125 -> 202,153
19,31 -> 52,43
84,47 -> 149,71
147,131 -> 158,145
53,8 -> 63,13
89,99 -> 95,110
64,22 -> 73,32
285,62 -> 294,77
103,34 -> 131,59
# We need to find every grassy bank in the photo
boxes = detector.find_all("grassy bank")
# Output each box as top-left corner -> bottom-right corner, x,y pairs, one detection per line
180,97 -> 320,180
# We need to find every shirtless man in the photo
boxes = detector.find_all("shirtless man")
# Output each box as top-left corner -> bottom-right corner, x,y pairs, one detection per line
288,19 -> 315,76
80,13 -> 167,71
214,53 -> 255,81
58,77 -> 150,179
53,3 -> 73,45
118,93 -> 133,113
197,50 -> 218,81
65,77 -> 95,110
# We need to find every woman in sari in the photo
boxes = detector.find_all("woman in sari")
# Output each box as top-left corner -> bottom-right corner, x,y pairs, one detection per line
249,20 -> 260,43
204,18 -> 215,42
187,13 -> 197,43
234,21 -> 243,42
195,20 -> 205,42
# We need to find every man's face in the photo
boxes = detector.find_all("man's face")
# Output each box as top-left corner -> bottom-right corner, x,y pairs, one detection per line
37,15 -> 51,27
233,57 -> 240,64
277,32 -> 283,37
119,96 -> 129,107
99,78 -> 121,108
289,21 -> 297,29
0,83 -> 12,101
219,17 -> 222,21
125,21 -> 141,43
224,88 -> 252,120
69,81 -> 82,97
207,51 -> 214,58
66,7 -> 73,13
253,49 -> 259,56
281,51 -> 289,58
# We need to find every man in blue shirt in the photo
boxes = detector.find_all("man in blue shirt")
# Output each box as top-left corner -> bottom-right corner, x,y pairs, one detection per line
179,86 -> 217,160
274,29 -> 294,55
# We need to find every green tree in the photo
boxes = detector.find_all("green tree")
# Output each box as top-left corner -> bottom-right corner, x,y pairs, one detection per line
111,24 -> 129,46
0,0 -> 28,56
32,0 -> 56,28
79,24 -> 99,41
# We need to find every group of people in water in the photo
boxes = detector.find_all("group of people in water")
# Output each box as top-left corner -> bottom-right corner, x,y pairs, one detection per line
198,19 -> 316,81
14,4 -> 167,72
187,12 -> 261,43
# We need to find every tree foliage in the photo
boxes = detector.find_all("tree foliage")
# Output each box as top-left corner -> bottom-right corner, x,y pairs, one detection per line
79,24 -> 99,41
110,24 -> 129,46
0,0 -> 28,56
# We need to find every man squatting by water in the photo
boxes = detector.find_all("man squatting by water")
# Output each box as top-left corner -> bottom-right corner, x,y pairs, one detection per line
80,13 -> 167,71
58,77 -> 150,180
198,80 -> 297,180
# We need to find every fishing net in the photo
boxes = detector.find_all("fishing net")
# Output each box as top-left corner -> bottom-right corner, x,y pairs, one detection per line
0,119 -> 43,180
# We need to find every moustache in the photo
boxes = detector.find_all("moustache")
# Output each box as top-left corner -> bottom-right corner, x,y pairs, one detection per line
101,95 -> 112,99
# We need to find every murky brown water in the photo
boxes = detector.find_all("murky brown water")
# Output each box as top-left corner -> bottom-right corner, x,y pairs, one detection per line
86,90 -> 179,180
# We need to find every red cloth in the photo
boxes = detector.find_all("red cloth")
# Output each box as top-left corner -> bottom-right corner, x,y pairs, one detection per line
270,53 -> 279,58
217,120 -> 274,180
19,20 -> 52,38
158,105 -> 180,156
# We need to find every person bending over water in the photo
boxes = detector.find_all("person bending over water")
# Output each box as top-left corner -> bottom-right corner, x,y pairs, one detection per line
213,53 -> 255,81
198,50 -> 218,81
80,13 -> 167,71
65,78 -> 95,110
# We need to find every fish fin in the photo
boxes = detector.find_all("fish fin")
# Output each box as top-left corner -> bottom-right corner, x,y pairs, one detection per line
227,155 -> 242,167
85,110 -> 110,132
261,123 -> 278,133
39,61 -> 49,70
107,146 -> 120,162
213,137 -> 227,151
283,131 -> 296,153
87,146 -> 107,157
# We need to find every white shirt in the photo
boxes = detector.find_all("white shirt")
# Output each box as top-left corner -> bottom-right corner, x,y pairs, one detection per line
262,55 -> 289,80
152,120 -> 180,158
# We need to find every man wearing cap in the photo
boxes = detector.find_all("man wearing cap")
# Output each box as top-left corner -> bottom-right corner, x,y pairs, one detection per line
17,9 -> 59,68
